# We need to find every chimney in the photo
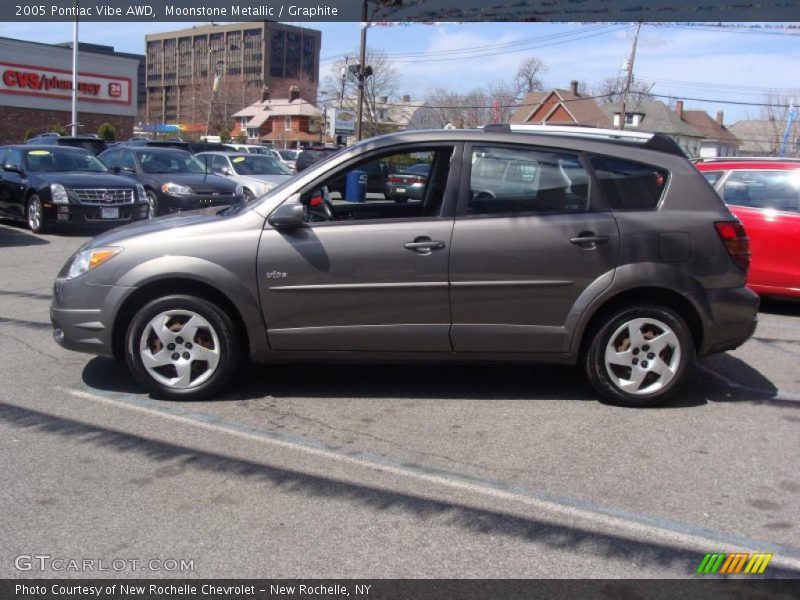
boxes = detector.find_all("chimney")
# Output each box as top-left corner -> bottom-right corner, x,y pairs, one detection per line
570,80 -> 579,96
675,100 -> 684,120
380,95 -> 388,104
716,110 -> 724,126
261,86 -> 270,102
402,94 -> 411,103
289,85 -> 300,102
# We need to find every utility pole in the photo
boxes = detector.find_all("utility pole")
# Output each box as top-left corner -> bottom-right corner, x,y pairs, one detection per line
618,22 -> 642,131
70,0 -> 79,136
355,0 -> 369,140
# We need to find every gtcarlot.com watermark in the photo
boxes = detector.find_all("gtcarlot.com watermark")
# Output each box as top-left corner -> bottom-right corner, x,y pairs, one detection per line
15,554 -> 195,573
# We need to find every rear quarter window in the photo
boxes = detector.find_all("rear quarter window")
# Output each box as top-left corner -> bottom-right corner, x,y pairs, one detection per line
589,155 -> 669,210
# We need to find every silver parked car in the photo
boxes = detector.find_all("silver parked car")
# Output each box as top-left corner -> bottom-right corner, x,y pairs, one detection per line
198,152 -> 294,201
51,126 -> 758,407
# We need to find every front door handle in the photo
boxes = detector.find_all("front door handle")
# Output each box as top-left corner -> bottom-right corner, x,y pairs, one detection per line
404,237 -> 446,253
569,232 -> 610,249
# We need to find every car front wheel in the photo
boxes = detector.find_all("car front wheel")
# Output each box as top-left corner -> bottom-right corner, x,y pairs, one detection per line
585,306 -> 694,407
145,191 -> 159,218
27,194 -> 46,233
125,295 -> 240,400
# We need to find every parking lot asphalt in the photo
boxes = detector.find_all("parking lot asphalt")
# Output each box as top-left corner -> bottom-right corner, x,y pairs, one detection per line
1,221 -> 799,579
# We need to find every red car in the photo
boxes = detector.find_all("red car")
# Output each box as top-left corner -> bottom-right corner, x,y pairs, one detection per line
696,158 -> 800,299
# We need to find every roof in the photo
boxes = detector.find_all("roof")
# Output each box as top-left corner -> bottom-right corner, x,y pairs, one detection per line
233,98 -> 322,121
510,89 -> 609,127
600,101 -> 704,139
681,111 -> 740,144
729,119 -> 791,155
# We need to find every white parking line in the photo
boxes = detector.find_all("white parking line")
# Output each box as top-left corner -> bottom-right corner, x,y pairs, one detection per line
55,385 -> 800,570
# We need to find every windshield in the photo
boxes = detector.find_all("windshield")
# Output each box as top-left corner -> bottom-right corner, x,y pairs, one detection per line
137,150 -> 207,174
231,155 -> 293,176
24,149 -> 108,173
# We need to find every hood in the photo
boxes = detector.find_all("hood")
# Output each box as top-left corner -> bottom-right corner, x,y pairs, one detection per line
87,207 -> 228,247
31,172 -> 135,188
146,172 -> 237,193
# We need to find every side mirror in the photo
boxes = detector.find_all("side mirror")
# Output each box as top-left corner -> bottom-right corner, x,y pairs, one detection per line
112,165 -> 121,173
268,201 -> 305,230
3,164 -> 22,174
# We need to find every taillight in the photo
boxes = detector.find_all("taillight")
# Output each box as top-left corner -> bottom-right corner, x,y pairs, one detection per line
715,221 -> 750,271
388,175 -> 402,184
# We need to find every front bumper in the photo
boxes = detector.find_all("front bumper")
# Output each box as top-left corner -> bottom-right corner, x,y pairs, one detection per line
43,201 -> 150,226
700,286 -> 760,357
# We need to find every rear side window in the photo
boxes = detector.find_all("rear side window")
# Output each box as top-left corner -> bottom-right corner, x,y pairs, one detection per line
589,155 -> 669,210
722,170 -> 800,212
701,170 -> 724,186
468,146 -> 590,215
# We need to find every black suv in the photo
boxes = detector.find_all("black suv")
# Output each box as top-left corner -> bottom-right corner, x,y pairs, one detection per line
52,125 -> 758,407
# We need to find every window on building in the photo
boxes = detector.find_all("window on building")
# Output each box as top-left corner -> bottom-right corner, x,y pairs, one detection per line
285,116 -> 292,131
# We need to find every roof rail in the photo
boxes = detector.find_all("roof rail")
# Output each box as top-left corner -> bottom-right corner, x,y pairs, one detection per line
692,156 -> 800,163
482,124 -> 686,157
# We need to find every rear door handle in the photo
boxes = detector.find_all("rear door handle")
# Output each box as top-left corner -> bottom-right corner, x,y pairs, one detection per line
404,237 -> 446,253
569,233 -> 610,248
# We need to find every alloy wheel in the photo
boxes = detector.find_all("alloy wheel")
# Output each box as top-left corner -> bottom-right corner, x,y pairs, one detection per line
603,317 -> 681,395
138,310 -> 221,389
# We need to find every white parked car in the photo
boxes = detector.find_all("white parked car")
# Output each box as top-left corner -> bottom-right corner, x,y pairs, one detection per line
198,152 -> 294,201
276,148 -> 301,172
224,144 -> 281,160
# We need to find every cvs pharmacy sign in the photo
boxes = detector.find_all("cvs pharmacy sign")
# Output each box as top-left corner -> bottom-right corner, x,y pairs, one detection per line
0,62 -> 131,105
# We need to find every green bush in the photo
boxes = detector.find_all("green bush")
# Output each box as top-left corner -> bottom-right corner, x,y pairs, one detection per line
23,128 -> 36,141
97,123 -> 116,141
235,132 -> 247,144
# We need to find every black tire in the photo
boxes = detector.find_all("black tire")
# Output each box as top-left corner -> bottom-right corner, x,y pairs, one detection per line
584,305 -> 694,408
145,190 -> 159,218
125,295 -> 240,401
26,194 -> 47,234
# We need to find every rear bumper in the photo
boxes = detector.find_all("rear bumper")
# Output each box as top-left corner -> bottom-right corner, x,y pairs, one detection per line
699,286 -> 760,357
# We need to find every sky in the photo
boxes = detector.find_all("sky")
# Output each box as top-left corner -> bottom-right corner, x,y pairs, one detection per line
1,20 -> 798,124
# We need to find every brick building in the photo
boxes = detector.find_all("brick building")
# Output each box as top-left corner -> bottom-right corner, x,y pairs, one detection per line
0,37 -> 140,144
145,22 -> 321,126
232,86 -> 323,149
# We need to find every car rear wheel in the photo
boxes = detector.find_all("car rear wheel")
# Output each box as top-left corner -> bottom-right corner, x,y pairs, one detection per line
26,194 -> 46,234
145,191 -> 159,218
125,295 -> 240,401
585,306 -> 694,407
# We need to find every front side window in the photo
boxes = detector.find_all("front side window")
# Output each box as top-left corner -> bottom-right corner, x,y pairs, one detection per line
468,146 -> 590,215
211,154 -> 230,174
722,170 -> 800,212
588,155 -> 669,210
300,146 -> 454,223
119,152 -> 137,172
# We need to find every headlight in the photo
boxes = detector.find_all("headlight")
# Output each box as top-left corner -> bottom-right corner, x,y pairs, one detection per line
51,183 -> 69,204
65,247 -> 122,280
161,182 -> 193,196
135,184 -> 146,201
235,184 -> 244,197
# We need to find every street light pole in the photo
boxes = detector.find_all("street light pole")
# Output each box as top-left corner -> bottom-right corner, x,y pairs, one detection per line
70,0 -> 79,136
355,0 -> 368,140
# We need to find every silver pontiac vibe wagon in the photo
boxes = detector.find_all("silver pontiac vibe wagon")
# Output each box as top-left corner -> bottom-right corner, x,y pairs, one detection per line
51,126 -> 759,407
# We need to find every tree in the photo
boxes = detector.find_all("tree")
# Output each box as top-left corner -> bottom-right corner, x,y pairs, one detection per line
219,127 -> 231,144
755,90 -> 800,156
235,132 -> 247,144
324,49 -> 400,137
49,123 -> 67,136
593,76 -> 653,104
514,56 -> 547,98
23,128 -> 36,141
97,123 -> 116,141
